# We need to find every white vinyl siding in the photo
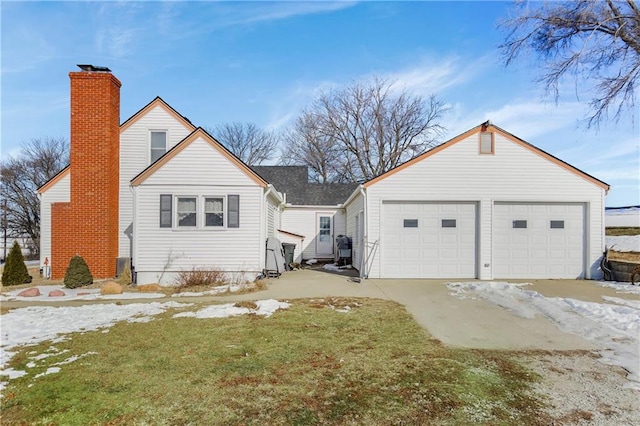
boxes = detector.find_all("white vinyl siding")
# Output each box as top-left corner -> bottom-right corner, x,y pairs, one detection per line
134,186 -> 262,285
280,207 -> 346,260
119,103 -> 193,259
345,193 -> 365,272
267,198 -> 277,238
362,132 -> 605,279
39,172 -> 70,269
132,135 -> 265,285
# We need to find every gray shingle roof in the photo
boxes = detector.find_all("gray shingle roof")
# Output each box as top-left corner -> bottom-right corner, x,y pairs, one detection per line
252,166 -> 357,206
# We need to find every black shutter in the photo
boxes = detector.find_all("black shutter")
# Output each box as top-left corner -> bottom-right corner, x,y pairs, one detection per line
228,195 -> 239,228
160,194 -> 172,228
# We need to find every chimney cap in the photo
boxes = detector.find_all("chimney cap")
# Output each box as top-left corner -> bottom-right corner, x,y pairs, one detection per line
77,64 -> 111,72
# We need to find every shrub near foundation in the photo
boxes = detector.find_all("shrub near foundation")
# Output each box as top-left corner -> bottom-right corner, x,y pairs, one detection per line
174,267 -> 225,290
1,241 -> 32,286
63,255 -> 93,289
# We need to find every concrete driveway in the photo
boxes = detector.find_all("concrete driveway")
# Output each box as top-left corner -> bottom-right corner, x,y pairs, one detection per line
219,269 -> 639,351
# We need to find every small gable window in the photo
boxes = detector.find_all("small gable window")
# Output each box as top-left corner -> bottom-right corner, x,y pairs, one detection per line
150,131 -> 167,163
479,131 -> 494,154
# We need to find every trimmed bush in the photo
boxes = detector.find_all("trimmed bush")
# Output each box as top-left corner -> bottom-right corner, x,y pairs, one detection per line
1,241 -> 32,286
64,255 -> 93,289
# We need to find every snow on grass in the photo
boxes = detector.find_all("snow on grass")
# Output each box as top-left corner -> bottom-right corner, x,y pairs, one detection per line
323,263 -> 353,273
171,283 -> 248,298
595,281 -> 640,294
447,282 -> 640,390
0,298 -> 288,395
0,301 -> 190,393
173,299 -> 290,319
606,235 -> 640,252
0,285 -> 166,302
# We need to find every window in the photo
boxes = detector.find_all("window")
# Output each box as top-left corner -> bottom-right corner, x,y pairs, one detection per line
162,194 -> 240,229
177,197 -> 197,227
512,220 -> 527,229
205,197 -> 224,227
150,131 -> 167,163
479,131 -> 494,154
550,220 -> 565,229
159,194 -> 172,228
442,219 -> 457,228
403,219 -> 418,228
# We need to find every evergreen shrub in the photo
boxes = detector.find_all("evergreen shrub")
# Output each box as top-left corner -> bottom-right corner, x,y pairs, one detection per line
1,241 -> 32,286
64,255 -> 93,289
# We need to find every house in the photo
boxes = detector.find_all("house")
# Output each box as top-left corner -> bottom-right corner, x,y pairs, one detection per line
38,66 -> 609,284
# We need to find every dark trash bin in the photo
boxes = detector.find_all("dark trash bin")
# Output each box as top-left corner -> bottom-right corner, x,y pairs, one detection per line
282,243 -> 296,269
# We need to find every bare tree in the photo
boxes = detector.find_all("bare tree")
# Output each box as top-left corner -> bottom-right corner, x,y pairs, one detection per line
285,77 -> 447,183
208,122 -> 278,166
1,137 -> 69,256
500,0 -> 640,126
279,113 -> 346,183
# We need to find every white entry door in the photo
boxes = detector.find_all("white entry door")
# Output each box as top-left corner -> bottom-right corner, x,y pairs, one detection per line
316,214 -> 333,256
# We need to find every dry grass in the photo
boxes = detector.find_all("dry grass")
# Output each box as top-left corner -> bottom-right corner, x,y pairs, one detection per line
0,298 -> 550,425
606,227 -> 640,236
608,250 -> 640,262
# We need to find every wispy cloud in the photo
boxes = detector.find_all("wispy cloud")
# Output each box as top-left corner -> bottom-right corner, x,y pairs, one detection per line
383,55 -> 492,97
211,1 -> 358,28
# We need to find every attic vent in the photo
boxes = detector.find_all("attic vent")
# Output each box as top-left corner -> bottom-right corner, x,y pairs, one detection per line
480,132 -> 494,154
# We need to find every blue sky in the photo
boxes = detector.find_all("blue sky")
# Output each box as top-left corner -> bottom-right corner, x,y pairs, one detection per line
1,1 -> 637,207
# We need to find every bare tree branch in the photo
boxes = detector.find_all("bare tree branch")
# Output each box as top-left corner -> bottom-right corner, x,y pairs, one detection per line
284,77 -> 447,183
207,122 -> 278,166
499,0 -> 640,127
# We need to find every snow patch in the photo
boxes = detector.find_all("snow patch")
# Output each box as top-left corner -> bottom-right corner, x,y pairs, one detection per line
0,301 -> 191,394
173,299 -> 290,319
606,235 -> 640,253
447,281 -> 640,390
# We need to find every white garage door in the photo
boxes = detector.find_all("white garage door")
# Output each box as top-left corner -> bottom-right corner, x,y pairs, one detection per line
382,202 -> 477,278
493,203 -> 585,278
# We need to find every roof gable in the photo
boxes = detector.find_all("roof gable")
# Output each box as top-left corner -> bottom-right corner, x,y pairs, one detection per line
364,122 -> 609,191
120,97 -> 195,133
131,127 -> 267,187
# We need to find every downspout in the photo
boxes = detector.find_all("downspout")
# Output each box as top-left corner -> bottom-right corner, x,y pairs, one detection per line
131,185 -> 137,284
359,185 -> 368,279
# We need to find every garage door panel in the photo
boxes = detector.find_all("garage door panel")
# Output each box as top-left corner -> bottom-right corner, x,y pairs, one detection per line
493,203 -> 584,279
382,202 -> 477,278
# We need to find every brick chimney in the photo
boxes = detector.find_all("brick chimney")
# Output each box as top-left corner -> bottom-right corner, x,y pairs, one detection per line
51,65 -> 121,279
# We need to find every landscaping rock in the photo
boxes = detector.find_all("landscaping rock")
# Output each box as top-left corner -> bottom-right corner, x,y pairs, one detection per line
101,281 -> 123,295
17,287 -> 41,297
137,283 -> 162,292
48,290 -> 66,297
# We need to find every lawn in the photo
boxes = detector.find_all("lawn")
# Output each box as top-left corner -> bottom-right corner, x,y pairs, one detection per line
0,298 -> 548,425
